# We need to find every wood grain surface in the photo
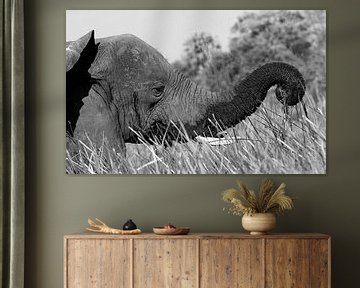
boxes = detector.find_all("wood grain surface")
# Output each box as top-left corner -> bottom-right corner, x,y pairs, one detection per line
309,239 -> 330,288
265,239 -> 310,287
200,239 -> 264,288
65,233 -> 330,240
64,233 -> 330,288
133,239 -> 198,288
65,239 -> 131,288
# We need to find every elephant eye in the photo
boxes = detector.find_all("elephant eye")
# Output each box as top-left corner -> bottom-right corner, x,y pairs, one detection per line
152,85 -> 165,97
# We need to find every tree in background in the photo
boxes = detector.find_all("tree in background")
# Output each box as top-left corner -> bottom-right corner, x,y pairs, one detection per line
172,32 -> 221,86
173,11 -> 326,97
230,10 -> 326,96
173,32 -> 244,91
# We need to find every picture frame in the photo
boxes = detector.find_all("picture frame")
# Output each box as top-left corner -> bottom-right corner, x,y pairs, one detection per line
66,10 -> 326,175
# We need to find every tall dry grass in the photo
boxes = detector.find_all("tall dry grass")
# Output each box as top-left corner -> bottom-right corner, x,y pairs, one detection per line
66,86 -> 326,174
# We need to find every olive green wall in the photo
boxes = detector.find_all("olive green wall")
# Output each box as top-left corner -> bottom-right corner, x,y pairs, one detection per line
24,0 -> 360,287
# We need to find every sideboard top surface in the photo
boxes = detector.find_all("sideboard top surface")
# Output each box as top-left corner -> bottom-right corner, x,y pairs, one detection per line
64,232 -> 330,240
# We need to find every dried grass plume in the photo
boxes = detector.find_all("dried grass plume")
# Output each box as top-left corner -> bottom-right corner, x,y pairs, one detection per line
222,179 -> 294,216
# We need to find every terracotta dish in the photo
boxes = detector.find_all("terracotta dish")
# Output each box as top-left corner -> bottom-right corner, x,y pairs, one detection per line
153,227 -> 190,235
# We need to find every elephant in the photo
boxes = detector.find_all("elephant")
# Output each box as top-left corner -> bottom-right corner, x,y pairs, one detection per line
66,30 -> 305,151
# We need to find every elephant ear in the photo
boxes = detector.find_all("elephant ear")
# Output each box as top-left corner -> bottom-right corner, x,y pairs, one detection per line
66,31 -> 125,151
66,30 -> 98,72
66,30 -> 99,135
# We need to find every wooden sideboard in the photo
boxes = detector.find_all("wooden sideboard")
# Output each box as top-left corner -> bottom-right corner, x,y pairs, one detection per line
64,233 -> 330,288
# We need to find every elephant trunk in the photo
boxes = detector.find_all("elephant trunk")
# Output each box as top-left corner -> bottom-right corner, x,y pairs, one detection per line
185,62 -> 305,136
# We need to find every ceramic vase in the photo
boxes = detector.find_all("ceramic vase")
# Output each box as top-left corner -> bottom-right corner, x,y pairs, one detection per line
242,213 -> 276,235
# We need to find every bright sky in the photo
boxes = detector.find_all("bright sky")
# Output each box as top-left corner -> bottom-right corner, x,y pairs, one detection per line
66,10 -> 246,63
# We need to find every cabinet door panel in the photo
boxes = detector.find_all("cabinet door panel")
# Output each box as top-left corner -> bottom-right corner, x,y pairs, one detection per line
265,239 -> 310,288
310,239 -> 330,288
200,239 -> 264,288
134,239 -> 197,288
66,239 -> 131,288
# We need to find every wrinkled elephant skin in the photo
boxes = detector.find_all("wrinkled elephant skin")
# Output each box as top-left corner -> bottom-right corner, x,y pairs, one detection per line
66,30 -> 305,151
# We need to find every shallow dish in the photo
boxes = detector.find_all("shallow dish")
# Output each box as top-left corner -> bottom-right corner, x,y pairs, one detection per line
153,227 -> 190,235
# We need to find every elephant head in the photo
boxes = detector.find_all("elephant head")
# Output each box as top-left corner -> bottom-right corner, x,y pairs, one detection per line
66,30 -> 305,150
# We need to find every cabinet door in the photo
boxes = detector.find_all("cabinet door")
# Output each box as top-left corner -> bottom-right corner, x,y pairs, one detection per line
309,239 -> 330,288
134,239 -> 198,288
200,239 -> 264,288
265,239 -> 310,288
65,239 -> 131,288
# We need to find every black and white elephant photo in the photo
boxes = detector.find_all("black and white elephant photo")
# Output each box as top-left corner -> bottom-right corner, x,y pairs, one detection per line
66,10 -> 326,174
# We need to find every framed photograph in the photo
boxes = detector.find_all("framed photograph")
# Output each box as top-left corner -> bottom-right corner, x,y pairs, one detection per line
66,10 -> 326,174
